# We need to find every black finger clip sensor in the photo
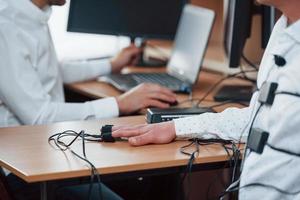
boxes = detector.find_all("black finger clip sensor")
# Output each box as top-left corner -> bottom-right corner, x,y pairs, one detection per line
101,125 -> 115,142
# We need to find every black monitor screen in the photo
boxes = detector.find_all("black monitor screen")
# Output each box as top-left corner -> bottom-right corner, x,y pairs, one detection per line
67,0 -> 187,39
224,0 -> 275,68
224,0 -> 253,68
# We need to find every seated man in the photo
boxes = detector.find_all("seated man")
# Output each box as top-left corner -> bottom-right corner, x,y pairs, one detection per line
0,0 -> 177,127
113,0 -> 300,199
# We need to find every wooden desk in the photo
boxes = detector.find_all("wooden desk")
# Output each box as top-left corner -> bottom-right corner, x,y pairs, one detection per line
0,116 -> 235,183
0,116 -> 240,199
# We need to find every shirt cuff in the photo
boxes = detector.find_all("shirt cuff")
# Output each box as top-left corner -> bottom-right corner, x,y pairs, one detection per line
173,113 -> 218,139
90,97 -> 119,119
174,117 -> 200,138
87,59 -> 112,76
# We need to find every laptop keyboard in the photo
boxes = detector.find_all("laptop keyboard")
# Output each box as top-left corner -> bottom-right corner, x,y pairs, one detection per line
132,73 -> 184,90
101,73 -> 192,93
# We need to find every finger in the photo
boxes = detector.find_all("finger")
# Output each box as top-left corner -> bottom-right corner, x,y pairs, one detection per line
131,56 -> 140,66
145,99 -> 170,108
128,132 -> 154,146
112,125 -> 131,131
127,46 -> 142,56
112,127 -> 144,138
114,124 -> 147,131
147,93 -> 176,103
147,84 -> 176,98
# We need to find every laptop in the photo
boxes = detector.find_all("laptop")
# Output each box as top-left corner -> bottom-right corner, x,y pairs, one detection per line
99,5 -> 215,93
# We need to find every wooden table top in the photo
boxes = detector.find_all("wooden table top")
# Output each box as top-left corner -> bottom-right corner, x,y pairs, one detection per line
0,116 -> 237,183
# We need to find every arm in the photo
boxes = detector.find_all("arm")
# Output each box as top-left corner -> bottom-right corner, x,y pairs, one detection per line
173,103 -> 255,141
61,45 -> 141,84
113,91 -> 259,146
0,26 -> 119,125
60,59 -> 112,84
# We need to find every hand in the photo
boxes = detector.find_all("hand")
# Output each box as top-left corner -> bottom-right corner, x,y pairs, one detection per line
116,83 -> 177,115
110,44 -> 142,73
112,121 -> 176,146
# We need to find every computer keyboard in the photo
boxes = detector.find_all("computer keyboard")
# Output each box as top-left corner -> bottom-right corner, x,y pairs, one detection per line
132,73 -> 183,90
100,73 -> 191,93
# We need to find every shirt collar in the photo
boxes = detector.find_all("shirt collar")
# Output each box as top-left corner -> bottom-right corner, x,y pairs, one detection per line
285,17 -> 300,44
7,0 -> 52,25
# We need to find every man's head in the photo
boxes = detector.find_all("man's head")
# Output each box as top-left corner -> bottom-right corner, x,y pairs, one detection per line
256,0 -> 283,7
31,0 -> 66,9
257,0 -> 300,24
48,0 -> 66,6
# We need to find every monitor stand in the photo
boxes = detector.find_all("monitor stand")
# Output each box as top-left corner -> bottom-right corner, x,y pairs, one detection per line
213,85 -> 254,102
131,37 -> 168,67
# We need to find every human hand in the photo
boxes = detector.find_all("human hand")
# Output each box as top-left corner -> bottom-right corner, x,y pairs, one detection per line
112,121 -> 176,146
116,83 -> 177,115
110,44 -> 142,73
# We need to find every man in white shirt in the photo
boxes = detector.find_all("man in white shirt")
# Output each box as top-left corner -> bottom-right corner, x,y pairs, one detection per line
0,0 -> 177,127
113,0 -> 300,199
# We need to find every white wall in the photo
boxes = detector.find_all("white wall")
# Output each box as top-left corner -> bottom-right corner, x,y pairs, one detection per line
48,1 -> 130,61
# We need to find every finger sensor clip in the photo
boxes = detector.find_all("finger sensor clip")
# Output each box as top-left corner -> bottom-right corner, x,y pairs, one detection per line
101,125 -> 115,142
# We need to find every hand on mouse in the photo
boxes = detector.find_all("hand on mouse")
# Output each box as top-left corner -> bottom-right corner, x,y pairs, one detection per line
116,83 -> 177,115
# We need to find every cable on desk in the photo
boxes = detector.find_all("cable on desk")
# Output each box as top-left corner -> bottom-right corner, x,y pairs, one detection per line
179,137 -> 241,200
242,53 -> 259,71
180,138 -> 199,200
48,130 -> 104,200
193,69 -> 257,108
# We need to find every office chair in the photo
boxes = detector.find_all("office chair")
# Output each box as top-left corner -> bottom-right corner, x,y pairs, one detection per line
0,167 -> 12,200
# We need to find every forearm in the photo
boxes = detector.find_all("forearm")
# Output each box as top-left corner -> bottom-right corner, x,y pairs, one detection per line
61,59 -> 111,84
173,106 -> 251,141
16,98 -> 119,125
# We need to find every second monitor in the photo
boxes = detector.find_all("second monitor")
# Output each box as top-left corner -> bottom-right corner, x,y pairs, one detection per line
67,0 -> 187,39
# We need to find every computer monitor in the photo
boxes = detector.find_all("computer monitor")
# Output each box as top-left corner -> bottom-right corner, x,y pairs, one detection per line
67,0 -> 187,40
224,0 -> 275,68
261,6 -> 276,49
214,0 -> 276,102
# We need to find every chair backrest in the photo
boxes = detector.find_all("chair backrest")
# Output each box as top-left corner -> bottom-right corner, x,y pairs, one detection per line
0,168 -> 12,200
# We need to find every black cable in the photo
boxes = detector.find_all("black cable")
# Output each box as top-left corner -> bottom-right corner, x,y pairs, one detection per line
206,100 -> 249,110
173,70 -> 256,109
266,143 -> 300,157
180,139 -> 200,200
195,70 -> 257,107
219,104 -> 264,199
242,53 -> 259,71
179,138 -> 241,200
275,91 -> 300,98
48,130 -> 104,200
239,65 -> 257,84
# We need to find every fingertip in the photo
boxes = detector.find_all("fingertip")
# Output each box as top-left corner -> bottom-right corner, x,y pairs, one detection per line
111,131 -> 119,138
129,137 -> 138,146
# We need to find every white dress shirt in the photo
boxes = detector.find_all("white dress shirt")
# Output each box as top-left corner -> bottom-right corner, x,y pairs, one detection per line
174,16 -> 300,199
0,0 -> 119,127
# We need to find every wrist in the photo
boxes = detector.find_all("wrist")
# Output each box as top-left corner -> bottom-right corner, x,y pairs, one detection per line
110,59 -> 118,73
164,121 -> 177,139
116,95 -> 126,115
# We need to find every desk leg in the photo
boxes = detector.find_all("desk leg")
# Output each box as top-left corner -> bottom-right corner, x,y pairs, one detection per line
40,182 -> 48,200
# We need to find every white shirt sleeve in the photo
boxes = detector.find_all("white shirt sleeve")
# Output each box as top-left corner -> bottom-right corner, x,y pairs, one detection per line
60,59 -> 112,84
174,92 -> 259,141
0,24 -> 119,125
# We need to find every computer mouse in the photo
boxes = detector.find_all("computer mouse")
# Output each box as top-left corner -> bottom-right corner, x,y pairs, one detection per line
169,100 -> 179,107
